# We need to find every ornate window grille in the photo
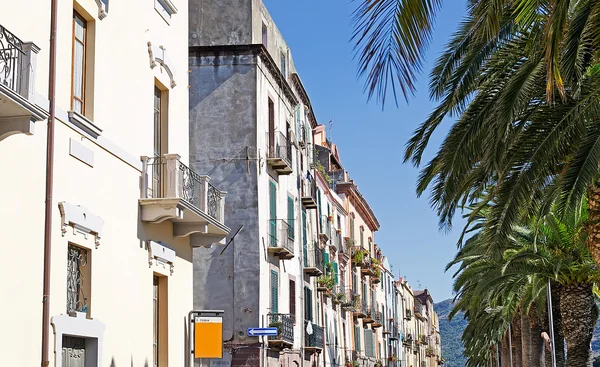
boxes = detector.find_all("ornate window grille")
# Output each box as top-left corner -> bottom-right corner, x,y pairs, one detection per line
66,245 -> 88,314
0,24 -> 24,93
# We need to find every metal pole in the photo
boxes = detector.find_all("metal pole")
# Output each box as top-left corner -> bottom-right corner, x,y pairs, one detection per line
547,280 -> 557,367
508,324 -> 513,367
496,343 -> 500,367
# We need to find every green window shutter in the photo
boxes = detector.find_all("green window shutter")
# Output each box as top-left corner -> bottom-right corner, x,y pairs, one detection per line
323,251 -> 330,270
325,314 -> 328,342
269,182 -> 277,246
287,196 -> 294,239
317,189 -> 322,230
354,324 -> 361,351
333,262 -> 339,284
302,209 -> 308,266
271,270 -> 278,314
304,286 -> 313,321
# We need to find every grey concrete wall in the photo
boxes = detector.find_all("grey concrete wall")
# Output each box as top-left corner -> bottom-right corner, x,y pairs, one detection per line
189,0 -> 254,46
189,51 -> 260,345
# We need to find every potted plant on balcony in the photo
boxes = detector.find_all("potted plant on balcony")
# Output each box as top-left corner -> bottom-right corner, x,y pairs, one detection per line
389,355 -> 398,363
374,360 -> 383,367
268,321 -> 282,337
345,360 -> 358,367
317,275 -> 334,292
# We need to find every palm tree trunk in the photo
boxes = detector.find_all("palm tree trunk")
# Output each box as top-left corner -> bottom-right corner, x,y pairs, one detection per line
552,284 -> 566,367
512,316 -> 523,367
501,330 -> 511,367
521,310 -> 532,367
529,305 -> 545,366
560,282 -> 595,367
587,184 -> 600,268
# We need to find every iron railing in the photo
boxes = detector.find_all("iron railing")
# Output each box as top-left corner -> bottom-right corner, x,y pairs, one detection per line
267,314 -> 294,344
362,301 -> 369,315
0,24 -> 24,94
141,154 -> 226,223
305,320 -> 324,349
267,132 -> 292,166
303,244 -> 323,272
66,245 -> 87,314
302,178 -> 317,202
268,219 -> 295,254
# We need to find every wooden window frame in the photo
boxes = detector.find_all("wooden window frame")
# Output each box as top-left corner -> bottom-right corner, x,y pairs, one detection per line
71,11 -> 87,114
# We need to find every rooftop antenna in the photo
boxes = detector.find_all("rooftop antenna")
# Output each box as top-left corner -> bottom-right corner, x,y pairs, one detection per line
328,119 -> 333,141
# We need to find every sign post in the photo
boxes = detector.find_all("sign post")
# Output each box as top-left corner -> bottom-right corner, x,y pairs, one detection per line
189,310 -> 224,367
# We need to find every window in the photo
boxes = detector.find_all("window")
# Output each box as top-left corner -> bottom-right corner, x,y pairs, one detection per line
153,275 -> 168,367
269,181 -> 277,246
287,196 -> 294,239
304,286 -> 313,321
350,216 -> 355,241
360,227 -> 364,247
354,324 -> 361,352
262,22 -> 268,46
268,98 -> 275,152
280,52 -> 287,77
270,270 -> 279,314
66,244 -> 90,316
289,279 -> 296,323
71,12 -> 87,114
154,87 -> 162,158
365,329 -> 374,357
302,209 -> 308,266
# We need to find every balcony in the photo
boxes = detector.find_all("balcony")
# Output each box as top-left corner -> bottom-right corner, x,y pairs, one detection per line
344,293 -> 360,312
140,154 -> 230,247
304,320 -> 324,352
330,230 -> 342,253
0,24 -> 47,141
301,179 -> 317,209
372,312 -> 383,329
403,334 -> 414,347
303,244 -> 324,276
405,309 -> 412,320
389,326 -> 399,340
268,219 -> 295,260
319,215 -> 332,243
363,306 -> 374,324
267,132 -> 293,175
267,314 -> 294,349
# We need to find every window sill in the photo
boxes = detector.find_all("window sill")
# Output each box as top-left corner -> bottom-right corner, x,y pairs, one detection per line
68,110 -> 102,139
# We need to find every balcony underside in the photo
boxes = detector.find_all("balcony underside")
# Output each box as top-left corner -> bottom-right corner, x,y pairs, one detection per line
268,339 -> 293,349
382,330 -> 391,335
268,246 -> 294,260
301,196 -> 317,209
267,157 -> 292,175
361,268 -> 375,276
139,198 -> 230,247
303,266 -> 323,277
304,346 -> 322,353
354,311 -> 366,318
0,84 -> 48,141
372,322 -> 382,328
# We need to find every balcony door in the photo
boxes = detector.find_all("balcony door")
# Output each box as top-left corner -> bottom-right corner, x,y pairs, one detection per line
269,181 -> 277,246
153,86 -> 168,197
268,98 -> 274,154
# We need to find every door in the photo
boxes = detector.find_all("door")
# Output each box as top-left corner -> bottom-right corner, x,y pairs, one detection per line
62,336 -> 86,367
268,98 -> 275,154
153,87 -> 163,197
269,181 -> 277,246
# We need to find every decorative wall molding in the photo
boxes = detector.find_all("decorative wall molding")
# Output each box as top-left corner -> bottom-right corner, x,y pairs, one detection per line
147,41 -> 177,88
68,110 -> 102,139
95,0 -> 108,20
59,202 -> 104,248
147,241 -> 176,275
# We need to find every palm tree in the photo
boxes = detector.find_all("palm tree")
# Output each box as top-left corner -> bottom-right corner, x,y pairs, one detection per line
352,1 -> 600,105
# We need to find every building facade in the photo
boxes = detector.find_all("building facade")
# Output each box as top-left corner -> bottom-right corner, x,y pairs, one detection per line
1,0 -> 229,366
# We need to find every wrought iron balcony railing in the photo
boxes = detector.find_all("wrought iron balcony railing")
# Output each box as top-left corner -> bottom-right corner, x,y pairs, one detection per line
141,154 -> 226,223
301,178 -> 317,209
0,24 -> 38,100
267,313 -> 294,344
303,244 -> 324,275
305,320 -> 324,349
268,219 -> 295,258
267,132 -> 293,169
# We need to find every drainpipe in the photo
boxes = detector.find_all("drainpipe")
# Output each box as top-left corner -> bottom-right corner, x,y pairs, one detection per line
41,0 -> 58,364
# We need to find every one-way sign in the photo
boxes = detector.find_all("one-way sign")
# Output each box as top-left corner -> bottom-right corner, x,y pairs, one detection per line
247,327 -> 278,337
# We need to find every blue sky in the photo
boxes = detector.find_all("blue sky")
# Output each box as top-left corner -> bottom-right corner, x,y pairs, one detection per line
263,0 -> 468,301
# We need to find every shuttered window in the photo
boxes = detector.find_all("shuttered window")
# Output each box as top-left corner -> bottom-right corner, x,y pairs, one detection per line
271,270 -> 278,314
302,209 -> 308,266
287,196 -> 294,239
269,181 -> 277,246
317,189 -> 322,230
333,262 -> 339,284
289,279 -> 296,323
304,286 -> 313,321
325,314 -> 329,343
365,329 -> 374,357
350,216 -> 355,241
354,324 -> 361,352
323,251 -> 330,271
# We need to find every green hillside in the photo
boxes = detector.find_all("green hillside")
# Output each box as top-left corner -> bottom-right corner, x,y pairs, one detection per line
434,299 -> 468,367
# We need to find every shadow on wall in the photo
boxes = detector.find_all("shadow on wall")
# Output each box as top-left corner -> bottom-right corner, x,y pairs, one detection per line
109,356 -> 149,367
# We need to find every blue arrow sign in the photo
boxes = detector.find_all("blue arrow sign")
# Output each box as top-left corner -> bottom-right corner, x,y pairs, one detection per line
247,327 -> 278,337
